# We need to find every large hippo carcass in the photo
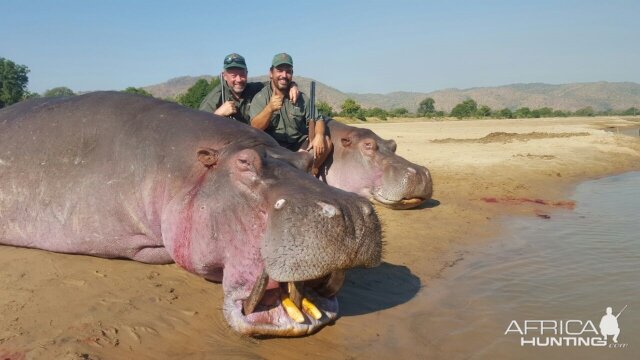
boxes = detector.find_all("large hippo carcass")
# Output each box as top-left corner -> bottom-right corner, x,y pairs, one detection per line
320,119 -> 433,209
0,92 -> 382,337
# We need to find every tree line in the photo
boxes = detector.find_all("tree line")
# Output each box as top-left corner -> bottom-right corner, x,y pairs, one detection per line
0,57 -> 155,108
2,57 -> 638,119
327,97 -> 640,121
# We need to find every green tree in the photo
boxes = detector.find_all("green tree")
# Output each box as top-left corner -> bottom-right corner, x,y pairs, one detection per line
0,57 -> 30,108
417,97 -> 435,116
514,107 -> 531,118
622,107 -> 638,116
123,87 -> 153,97
530,109 -> 541,118
574,106 -> 595,117
498,108 -> 513,119
340,98 -> 362,116
552,110 -> 568,117
364,107 -> 388,120
537,107 -> 554,117
22,91 -> 41,100
389,107 -> 409,117
177,77 -> 220,109
316,101 -> 334,117
476,105 -> 492,118
43,87 -> 75,97
450,99 -> 478,119
340,98 -> 366,120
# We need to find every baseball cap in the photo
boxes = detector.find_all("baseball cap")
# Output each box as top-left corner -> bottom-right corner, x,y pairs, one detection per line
272,53 -> 293,67
223,53 -> 247,70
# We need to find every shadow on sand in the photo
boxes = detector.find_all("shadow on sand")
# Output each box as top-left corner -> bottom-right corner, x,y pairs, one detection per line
337,262 -> 421,317
414,198 -> 440,210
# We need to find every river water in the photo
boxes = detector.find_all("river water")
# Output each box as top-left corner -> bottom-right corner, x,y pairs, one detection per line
416,171 -> 640,359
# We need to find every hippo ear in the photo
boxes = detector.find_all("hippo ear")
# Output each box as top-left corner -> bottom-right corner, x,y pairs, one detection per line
387,139 -> 397,153
197,148 -> 219,167
340,137 -> 352,148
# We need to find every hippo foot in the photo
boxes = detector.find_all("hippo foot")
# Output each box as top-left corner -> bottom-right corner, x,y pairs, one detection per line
224,285 -> 339,337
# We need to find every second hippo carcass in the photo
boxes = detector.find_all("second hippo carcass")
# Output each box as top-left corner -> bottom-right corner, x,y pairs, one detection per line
320,119 -> 433,209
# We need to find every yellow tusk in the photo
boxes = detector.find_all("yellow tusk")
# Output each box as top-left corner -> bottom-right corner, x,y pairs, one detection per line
281,295 -> 305,323
302,298 -> 322,320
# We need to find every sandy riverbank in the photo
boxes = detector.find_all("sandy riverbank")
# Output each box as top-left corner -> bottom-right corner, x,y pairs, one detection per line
1,116 -> 639,359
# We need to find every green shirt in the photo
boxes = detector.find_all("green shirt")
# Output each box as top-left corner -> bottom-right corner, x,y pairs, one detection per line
199,81 -> 265,124
249,84 -> 320,151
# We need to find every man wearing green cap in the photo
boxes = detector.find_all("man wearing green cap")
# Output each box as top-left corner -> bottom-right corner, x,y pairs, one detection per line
199,53 -> 298,124
249,53 -> 332,175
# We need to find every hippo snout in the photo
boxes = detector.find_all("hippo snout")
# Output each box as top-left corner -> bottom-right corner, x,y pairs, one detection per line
373,162 -> 433,209
262,192 -> 381,283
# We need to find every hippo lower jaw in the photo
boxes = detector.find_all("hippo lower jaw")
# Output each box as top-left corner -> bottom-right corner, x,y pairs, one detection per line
223,271 -> 346,337
371,193 -> 427,210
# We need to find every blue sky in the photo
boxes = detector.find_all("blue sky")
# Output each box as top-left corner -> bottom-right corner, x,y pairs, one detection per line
2,0 -> 638,94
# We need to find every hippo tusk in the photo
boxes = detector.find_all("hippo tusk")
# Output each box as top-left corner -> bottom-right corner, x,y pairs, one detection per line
315,270 -> 346,297
243,269 -> 269,315
283,282 -> 323,321
281,294 -> 305,323
302,298 -> 322,320
287,281 -> 305,308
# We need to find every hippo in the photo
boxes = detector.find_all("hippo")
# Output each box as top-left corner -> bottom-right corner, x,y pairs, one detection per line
320,119 -> 433,210
0,92 -> 382,337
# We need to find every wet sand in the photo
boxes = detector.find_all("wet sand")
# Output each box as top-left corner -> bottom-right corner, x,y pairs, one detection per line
1,116 -> 639,359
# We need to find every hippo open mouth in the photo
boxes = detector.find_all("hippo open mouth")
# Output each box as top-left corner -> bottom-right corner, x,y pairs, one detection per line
225,270 -> 346,336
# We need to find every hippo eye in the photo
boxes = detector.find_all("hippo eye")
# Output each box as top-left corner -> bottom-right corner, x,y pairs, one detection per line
236,158 -> 252,171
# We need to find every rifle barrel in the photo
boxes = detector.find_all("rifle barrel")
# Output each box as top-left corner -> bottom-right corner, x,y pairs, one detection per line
310,81 -> 316,119
220,73 -> 226,104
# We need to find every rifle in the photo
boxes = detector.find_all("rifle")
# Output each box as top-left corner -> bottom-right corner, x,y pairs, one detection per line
616,305 -> 628,318
308,81 -> 316,147
219,72 -> 226,105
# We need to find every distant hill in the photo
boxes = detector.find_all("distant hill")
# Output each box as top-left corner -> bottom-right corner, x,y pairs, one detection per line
143,77 -> 640,112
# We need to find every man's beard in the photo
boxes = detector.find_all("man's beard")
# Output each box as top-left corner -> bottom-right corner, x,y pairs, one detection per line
274,78 -> 291,91
231,84 -> 246,94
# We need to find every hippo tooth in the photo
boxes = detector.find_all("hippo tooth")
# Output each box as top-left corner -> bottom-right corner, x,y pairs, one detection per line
287,281 -> 304,308
243,269 -> 269,315
317,201 -> 339,218
274,199 -> 286,210
302,298 -> 322,320
407,167 -> 417,174
281,295 -> 305,323
315,270 -> 346,298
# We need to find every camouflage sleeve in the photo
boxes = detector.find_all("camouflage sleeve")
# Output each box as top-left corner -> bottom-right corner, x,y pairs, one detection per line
198,85 -> 223,112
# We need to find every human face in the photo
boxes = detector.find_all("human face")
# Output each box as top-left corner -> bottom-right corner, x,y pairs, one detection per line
223,68 -> 248,95
270,65 -> 293,91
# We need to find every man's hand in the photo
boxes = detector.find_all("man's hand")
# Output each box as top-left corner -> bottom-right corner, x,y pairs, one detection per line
289,83 -> 299,104
214,101 -> 237,117
269,94 -> 284,112
307,134 -> 326,159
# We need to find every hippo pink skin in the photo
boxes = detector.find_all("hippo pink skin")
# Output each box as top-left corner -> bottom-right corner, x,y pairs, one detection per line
322,120 -> 433,209
0,92 -> 382,337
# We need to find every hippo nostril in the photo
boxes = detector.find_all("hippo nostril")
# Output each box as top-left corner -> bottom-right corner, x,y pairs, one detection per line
317,201 -> 340,218
274,199 -> 286,210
